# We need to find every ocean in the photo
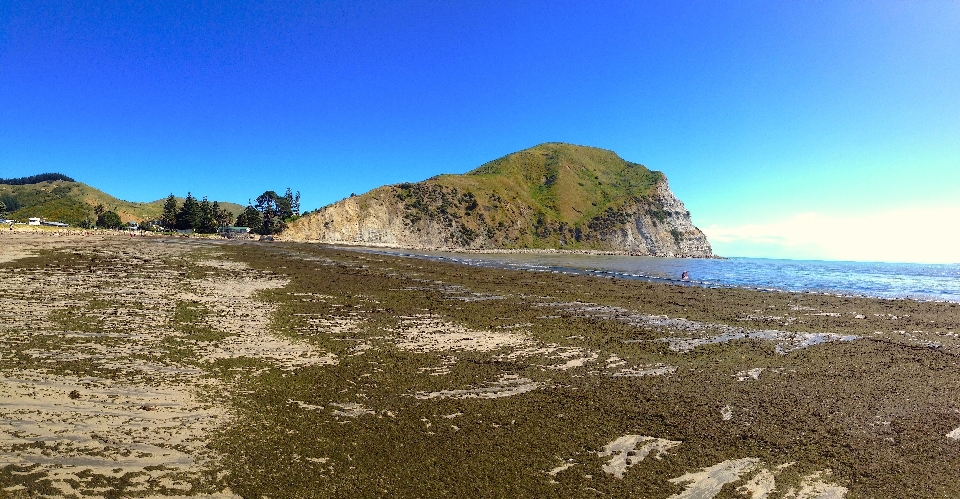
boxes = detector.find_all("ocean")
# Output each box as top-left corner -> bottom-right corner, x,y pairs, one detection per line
346,247 -> 960,303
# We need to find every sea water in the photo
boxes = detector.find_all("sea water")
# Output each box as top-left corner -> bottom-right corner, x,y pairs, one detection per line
351,248 -> 960,303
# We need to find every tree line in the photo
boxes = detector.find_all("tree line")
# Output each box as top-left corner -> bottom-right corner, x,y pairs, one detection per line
159,188 -> 300,235
0,173 -> 75,185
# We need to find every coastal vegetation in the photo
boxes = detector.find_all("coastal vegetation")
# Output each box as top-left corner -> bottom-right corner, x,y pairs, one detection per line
236,188 -> 302,235
0,176 -> 244,227
158,193 -> 236,233
0,173 -> 75,185
0,173 -> 298,234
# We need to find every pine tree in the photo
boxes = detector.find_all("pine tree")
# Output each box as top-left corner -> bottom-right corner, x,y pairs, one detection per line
283,188 -> 301,217
175,193 -> 201,230
160,194 -> 178,229
212,201 -> 232,229
197,197 -> 218,233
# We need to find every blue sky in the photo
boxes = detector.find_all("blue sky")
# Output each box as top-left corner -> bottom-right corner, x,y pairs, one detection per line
2,1 -> 958,262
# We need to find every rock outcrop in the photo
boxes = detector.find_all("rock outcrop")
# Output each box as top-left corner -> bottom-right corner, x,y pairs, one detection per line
284,143 -> 714,257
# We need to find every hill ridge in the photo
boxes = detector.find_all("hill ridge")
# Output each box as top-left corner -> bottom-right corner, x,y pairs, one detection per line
0,179 -> 243,226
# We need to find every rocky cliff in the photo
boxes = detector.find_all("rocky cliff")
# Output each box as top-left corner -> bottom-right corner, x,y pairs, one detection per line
284,143 -> 714,257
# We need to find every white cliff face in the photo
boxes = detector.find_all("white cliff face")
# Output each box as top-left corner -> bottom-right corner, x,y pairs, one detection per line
597,178 -> 713,257
284,178 -> 714,258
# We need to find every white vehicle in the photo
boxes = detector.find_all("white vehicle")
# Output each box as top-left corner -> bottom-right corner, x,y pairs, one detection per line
28,218 -> 41,226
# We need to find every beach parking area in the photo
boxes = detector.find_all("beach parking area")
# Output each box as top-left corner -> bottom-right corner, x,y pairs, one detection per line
0,230 -> 958,498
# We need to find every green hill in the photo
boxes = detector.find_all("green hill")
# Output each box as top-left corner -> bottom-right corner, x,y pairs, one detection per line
418,142 -> 665,247
0,179 -> 244,226
286,143 -> 714,256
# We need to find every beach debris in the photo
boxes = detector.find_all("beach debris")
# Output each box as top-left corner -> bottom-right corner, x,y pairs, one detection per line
736,368 -> 764,381
598,435 -> 681,478
496,344 -> 597,371
539,302 -> 858,354
302,314 -> 366,335
663,330 -> 858,354
946,427 -> 960,440
547,461 -> 575,476
738,468 -> 777,498
330,402 -> 374,418
721,405 -> 734,421
546,351 -> 599,370
666,458 -> 760,499
413,374 -> 541,400
417,356 -> 459,376
781,471 -> 847,499
394,315 -> 530,352
605,354 -> 627,368
610,364 -> 677,377
288,399 -> 324,412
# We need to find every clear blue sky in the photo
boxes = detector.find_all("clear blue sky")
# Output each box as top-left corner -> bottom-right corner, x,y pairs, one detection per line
2,1 -> 958,262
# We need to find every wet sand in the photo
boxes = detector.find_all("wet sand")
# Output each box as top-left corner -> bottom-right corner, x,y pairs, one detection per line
0,231 -> 958,498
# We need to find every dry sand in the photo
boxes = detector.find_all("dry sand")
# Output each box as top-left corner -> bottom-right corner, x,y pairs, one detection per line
0,232 -> 334,496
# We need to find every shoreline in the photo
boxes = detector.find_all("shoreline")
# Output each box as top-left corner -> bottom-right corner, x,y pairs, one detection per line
286,239 -> 725,258
318,243 -> 959,305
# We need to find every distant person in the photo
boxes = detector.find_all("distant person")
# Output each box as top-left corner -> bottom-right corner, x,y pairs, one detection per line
681,271 -> 689,281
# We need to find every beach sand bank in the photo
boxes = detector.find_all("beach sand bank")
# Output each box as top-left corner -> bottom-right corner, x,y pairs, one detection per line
0,232 -> 957,497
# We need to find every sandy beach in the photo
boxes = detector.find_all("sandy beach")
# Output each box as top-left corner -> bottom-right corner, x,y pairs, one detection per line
0,230 -> 958,498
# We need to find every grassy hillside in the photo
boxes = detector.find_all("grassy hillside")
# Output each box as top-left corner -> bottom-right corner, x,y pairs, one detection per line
0,180 -> 244,226
385,143 -> 665,248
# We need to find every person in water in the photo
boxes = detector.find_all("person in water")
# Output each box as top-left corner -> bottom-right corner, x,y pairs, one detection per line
681,271 -> 689,280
